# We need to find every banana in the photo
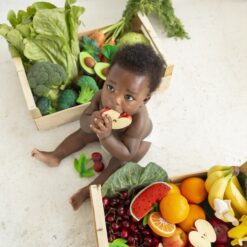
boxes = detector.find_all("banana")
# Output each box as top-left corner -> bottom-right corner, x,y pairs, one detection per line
207,165 -> 233,176
205,168 -> 233,192
208,173 -> 232,209
225,176 -> 247,215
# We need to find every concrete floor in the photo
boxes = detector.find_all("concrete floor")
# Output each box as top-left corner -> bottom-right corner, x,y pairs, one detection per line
0,0 -> 247,246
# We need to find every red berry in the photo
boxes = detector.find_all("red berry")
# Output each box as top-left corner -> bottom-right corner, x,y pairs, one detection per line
91,152 -> 102,161
94,161 -> 105,172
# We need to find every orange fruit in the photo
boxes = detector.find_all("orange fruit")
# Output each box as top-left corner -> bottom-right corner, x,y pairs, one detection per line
167,183 -> 180,195
159,194 -> 190,224
178,204 -> 206,232
180,177 -> 207,204
148,212 -> 176,237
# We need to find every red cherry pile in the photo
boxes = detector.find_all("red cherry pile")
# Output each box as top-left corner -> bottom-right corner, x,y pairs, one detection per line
91,152 -> 105,172
103,191 -> 161,247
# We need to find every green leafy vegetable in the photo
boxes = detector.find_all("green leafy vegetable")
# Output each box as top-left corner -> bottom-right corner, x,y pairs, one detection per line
102,162 -> 169,197
76,76 -> 99,104
101,44 -> 119,62
108,238 -> 128,247
74,153 -> 95,177
122,0 -> 189,39
79,35 -> 100,60
0,0 -> 84,87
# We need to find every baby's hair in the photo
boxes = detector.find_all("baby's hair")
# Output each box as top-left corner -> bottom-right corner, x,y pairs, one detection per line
109,44 -> 165,93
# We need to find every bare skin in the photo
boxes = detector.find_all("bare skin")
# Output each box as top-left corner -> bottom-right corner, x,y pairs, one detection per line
32,64 -> 153,210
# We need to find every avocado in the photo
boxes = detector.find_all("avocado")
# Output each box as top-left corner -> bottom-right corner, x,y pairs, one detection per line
79,51 -> 96,75
94,62 -> 110,81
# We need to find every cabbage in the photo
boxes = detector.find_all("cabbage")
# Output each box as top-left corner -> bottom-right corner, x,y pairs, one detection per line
118,32 -> 150,47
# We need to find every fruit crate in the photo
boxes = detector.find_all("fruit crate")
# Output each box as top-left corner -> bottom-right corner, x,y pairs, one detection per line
12,12 -> 173,131
89,171 -> 207,247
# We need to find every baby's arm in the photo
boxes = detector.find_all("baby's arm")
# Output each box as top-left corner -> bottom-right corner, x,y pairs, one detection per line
80,91 -> 102,133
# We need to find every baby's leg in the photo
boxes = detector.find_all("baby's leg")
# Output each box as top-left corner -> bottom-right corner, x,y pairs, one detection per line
32,129 -> 97,167
70,141 -> 151,210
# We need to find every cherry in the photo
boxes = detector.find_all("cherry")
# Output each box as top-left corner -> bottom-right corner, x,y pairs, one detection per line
117,206 -> 125,216
120,191 -> 128,199
127,235 -> 136,245
102,197 -> 110,208
120,228 -> 129,239
94,161 -> 105,172
106,213 -> 115,222
122,220 -> 130,228
91,152 -> 102,161
143,237 -> 153,246
112,222 -> 121,231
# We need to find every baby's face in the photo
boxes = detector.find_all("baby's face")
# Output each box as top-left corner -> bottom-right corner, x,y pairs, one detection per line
101,64 -> 150,115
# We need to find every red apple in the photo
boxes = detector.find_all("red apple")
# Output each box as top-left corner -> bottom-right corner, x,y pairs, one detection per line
94,161 -> 105,172
162,227 -> 188,247
102,108 -> 132,129
208,217 -> 231,244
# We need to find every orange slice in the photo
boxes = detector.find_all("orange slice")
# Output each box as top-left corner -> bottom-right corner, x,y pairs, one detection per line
148,212 -> 176,237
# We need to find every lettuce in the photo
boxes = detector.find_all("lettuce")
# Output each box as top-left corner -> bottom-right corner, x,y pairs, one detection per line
0,0 -> 84,88
101,162 -> 169,197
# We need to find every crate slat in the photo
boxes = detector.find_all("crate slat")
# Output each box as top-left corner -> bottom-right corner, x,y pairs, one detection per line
90,185 -> 108,247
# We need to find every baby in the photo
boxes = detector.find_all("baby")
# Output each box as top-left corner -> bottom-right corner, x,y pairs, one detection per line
32,44 -> 165,210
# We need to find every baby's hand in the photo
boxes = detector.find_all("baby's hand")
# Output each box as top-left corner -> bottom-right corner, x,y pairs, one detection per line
90,114 -> 112,140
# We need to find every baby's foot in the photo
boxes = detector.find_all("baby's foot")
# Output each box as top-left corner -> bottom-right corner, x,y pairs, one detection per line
70,187 -> 89,210
31,148 -> 60,167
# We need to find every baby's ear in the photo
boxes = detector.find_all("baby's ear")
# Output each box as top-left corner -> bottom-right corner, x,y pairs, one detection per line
143,94 -> 151,104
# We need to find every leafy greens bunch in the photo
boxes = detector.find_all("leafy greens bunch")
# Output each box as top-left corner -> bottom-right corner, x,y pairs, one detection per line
0,0 -> 84,88
122,0 -> 189,39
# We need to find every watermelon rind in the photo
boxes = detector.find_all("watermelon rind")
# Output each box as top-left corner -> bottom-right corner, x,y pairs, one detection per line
130,182 -> 171,221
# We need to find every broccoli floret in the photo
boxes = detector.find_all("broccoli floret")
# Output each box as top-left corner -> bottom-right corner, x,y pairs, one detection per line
76,76 -> 99,104
57,89 -> 78,111
27,62 -> 67,102
36,97 -> 56,115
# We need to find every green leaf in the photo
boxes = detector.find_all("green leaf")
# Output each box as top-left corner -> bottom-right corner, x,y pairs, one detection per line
142,214 -> 149,226
102,162 -> 169,197
108,238 -> 128,247
73,158 -> 80,173
81,169 -> 95,177
101,44 -> 119,62
152,203 -> 159,212
80,35 -> 100,58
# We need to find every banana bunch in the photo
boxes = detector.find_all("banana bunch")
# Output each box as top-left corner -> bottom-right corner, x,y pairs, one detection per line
206,165 -> 247,216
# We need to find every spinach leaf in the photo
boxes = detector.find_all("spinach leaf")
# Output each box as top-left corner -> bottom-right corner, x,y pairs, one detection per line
102,162 -> 169,197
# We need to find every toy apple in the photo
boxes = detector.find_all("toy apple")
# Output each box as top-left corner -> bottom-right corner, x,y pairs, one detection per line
188,219 -> 216,247
93,161 -> 105,172
102,107 -> 132,129
162,227 -> 188,247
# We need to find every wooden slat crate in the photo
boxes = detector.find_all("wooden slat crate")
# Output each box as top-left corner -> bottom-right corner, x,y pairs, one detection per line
12,12 -> 173,131
89,171 -> 207,247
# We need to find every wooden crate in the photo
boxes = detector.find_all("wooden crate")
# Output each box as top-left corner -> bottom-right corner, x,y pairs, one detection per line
89,171 -> 206,247
13,12 -> 173,131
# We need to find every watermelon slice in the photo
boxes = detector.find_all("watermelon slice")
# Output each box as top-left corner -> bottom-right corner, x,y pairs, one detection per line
130,182 -> 171,221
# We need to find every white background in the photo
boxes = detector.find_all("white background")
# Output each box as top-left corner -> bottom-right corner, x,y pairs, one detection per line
0,0 -> 247,246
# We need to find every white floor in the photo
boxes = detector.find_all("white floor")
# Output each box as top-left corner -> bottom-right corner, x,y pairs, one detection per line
0,0 -> 247,246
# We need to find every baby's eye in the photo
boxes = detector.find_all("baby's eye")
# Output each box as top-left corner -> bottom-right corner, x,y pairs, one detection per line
107,84 -> 114,92
125,95 -> 134,101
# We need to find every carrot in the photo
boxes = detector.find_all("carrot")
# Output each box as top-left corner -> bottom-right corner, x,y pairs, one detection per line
89,30 -> 105,47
